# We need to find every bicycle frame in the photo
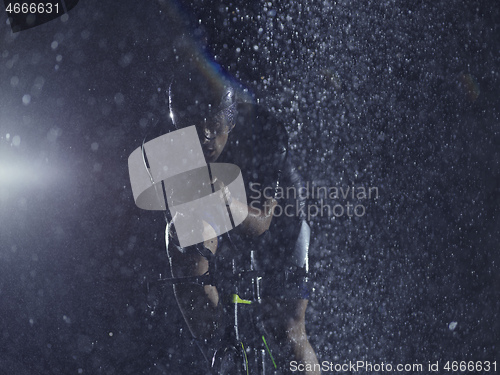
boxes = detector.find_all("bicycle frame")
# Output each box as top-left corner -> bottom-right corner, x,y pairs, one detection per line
154,233 -> 288,374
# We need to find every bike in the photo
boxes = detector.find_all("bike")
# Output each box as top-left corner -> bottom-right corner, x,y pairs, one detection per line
150,230 -> 308,375
135,130 -> 308,373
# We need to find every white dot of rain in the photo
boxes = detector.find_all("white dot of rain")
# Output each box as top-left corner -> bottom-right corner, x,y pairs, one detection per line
22,94 -> 31,105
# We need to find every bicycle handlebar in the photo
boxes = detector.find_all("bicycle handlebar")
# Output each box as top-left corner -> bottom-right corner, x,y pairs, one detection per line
151,269 -> 264,288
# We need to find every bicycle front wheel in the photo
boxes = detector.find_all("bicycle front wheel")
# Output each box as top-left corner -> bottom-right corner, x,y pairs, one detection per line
212,345 -> 247,375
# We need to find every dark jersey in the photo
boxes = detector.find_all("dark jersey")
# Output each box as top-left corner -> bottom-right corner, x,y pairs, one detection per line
218,102 -> 287,204
217,102 -> 307,271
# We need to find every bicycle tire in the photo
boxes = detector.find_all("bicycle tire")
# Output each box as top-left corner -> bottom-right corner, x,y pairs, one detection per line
212,345 -> 247,375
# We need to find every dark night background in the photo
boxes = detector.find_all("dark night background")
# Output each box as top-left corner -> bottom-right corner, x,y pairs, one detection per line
0,0 -> 499,374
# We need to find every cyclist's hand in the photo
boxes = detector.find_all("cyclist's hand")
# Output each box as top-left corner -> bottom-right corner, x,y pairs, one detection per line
201,220 -> 218,254
168,211 -> 203,243
168,213 -> 217,252
263,197 -> 277,217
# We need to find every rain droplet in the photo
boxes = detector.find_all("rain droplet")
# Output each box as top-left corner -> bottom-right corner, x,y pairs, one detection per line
114,92 -> 124,105
12,135 -> 21,146
47,127 -> 62,142
10,76 -> 19,87
22,94 -> 31,105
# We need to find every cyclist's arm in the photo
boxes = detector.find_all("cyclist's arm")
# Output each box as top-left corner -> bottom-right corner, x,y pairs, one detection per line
228,197 -> 277,237
228,149 -> 305,238
221,106 -> 287,237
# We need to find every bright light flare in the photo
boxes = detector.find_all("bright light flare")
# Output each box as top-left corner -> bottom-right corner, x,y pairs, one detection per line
0,160 -> 60,189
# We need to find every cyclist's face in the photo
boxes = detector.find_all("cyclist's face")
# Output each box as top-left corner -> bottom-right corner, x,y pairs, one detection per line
196,119 -> 229,162
172,103 -> 235,162
170,80 -> 236,161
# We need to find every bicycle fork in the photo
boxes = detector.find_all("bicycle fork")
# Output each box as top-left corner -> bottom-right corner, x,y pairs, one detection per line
221,293 -> 279,374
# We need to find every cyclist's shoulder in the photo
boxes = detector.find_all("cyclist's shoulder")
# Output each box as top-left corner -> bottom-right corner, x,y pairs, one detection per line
234,102 -> 289,149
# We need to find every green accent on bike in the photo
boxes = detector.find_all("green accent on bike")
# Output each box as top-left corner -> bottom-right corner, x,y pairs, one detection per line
230,293 -> 252,304
261,335 -> 277,369
240,341 -> 249,375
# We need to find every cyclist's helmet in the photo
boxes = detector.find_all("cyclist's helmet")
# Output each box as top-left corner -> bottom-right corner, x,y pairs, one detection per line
168,67 -> 237,140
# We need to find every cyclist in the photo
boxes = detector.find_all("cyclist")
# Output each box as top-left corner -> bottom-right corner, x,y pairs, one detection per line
165,62 -> 320,374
